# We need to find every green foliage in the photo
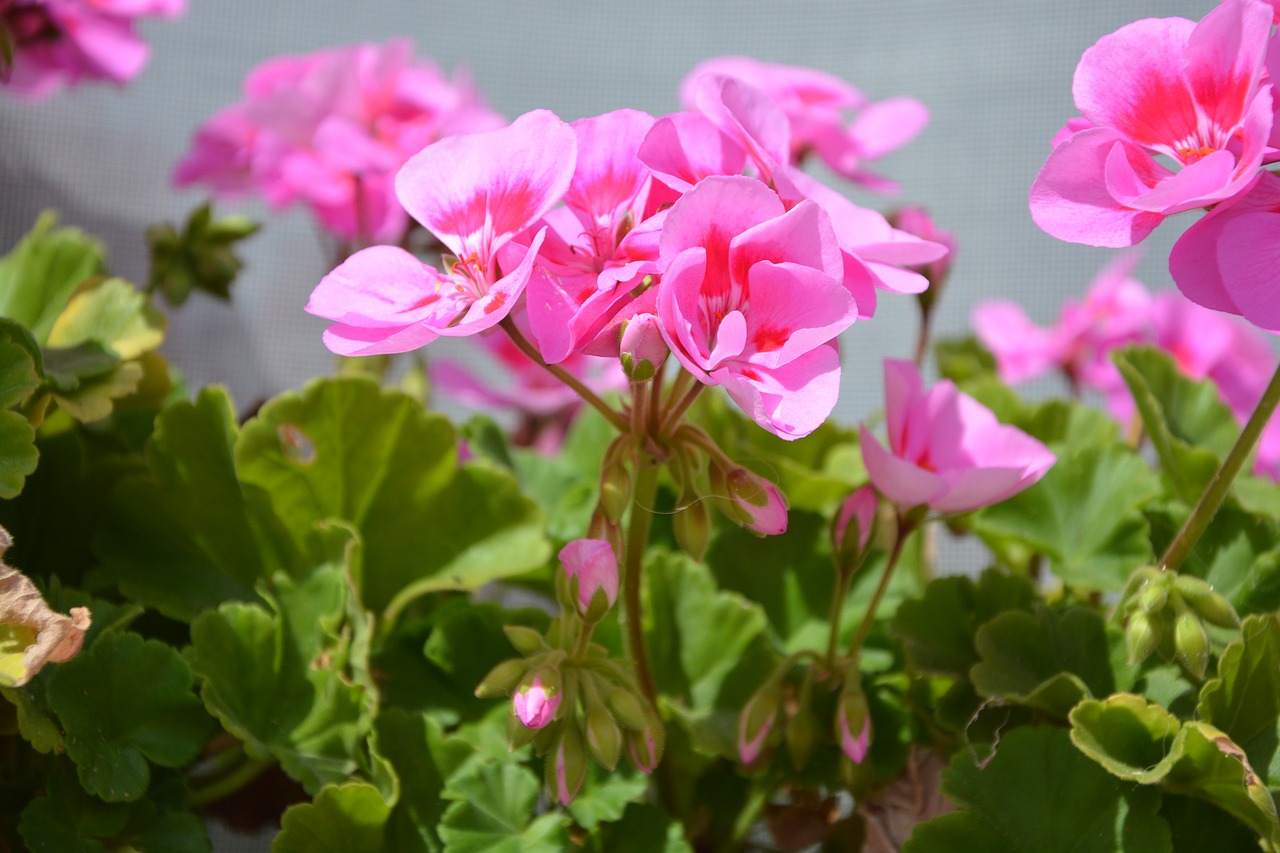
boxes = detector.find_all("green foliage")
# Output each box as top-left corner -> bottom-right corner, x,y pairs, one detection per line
273,783 -> 391,853
0,212 -> 104,343
146,203 -> 259,306
438,761 -> 570,853
1198,614 -> 1280,788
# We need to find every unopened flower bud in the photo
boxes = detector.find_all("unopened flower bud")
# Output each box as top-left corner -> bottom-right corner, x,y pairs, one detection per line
1137,577 -> 1169,615
628,727 -> 660,775
599,461 -> 632,522
585,705 -> 623,771
1173,575 -> 1240,629
548,723 -> 588,806
834,486 -> 878,570
503,625 -> 546,656
1174,610 -> 1210,679
586,511 -> 623,558
673,499 -> 712,562
619,313 -> 668,382
738,684 -> 781,765
724,468 -> 788,536
513,673 -> 561,729
607,688 -> 648,732
786,705 -> 817,772
475,658 -> 527,698
1125,611 -> 1161,666
560,539 -> 619,615
837,680 -> 872,765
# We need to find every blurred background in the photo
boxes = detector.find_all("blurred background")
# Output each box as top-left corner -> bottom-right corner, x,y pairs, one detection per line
0,0 -> 1216,425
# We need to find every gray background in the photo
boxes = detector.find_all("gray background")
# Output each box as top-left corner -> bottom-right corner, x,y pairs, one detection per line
0,0 -> 1213,425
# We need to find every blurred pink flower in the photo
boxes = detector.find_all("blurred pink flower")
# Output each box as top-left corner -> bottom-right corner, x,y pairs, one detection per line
2,0 -> 183,98
860,360 -> 1056,514
174,39 -> 504,243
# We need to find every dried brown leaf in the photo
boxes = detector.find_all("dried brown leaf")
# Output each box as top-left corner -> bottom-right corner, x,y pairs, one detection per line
860,747 -> 956,853
0,525 -> 91,687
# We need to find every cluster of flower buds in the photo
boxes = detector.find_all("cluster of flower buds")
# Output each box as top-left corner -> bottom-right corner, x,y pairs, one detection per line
474,538 -> 663,803
1120,567 -> 1241,678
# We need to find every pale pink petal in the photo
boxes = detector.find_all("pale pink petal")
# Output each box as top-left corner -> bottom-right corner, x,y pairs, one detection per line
437,228 -> 548,336
714,345 -> 842,440
307,245 -> 443,328
972,301 -> 1062,383
1104,145 -> 1236,212
566,109 -> 655,222
1184,0 -> 1274,134
659,175 -> 785,263
741,261 -> 855,368
846,97 -> 929,160
637,112 -> 747,192
859,425 -> 949,509
731,199 -> 843,281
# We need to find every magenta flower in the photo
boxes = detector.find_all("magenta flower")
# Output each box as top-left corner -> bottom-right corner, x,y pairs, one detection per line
559,539 -> 619,613
680,56 -> 928,192
512,674 -> 560,729
1169,170 -> 1280,332
860,360 -> 1056,514
306,110 -> 577,356
2,0 -> 183,99
656,175 -> 857,439
1030,0 -> 1275,247
175,40 -> 504,243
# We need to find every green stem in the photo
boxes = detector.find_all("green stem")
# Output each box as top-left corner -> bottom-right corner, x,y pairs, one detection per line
188,752 -> 275,808
825,564 -> 855,669
500,318 -> 629,432
623,458 -> 660,707
1161,362 -> 1280,572
658,372 -> 701,437
847,516 -> 914,659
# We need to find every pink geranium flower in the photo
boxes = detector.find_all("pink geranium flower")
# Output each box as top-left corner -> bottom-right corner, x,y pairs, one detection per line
680,56 -> 928,192
306,110 -> 577,356
656,175 -> 857,440
860,360 -> 1056,514
1030,0 -> 1275,247
175,40 -> 504,243
2,0 -> 183,98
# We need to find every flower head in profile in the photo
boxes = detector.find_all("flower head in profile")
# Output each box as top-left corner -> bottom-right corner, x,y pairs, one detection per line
860,360 -> 1056,514
2,0 -> 184,99
1030,0 -> 1275,248
512,673 -> 560,729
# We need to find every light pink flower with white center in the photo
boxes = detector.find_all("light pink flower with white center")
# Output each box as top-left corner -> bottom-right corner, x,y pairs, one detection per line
1031,0 -> 1275,247
306,110 -> 577,356
512,674 -> 560,729
860,360 -> 1056,514
680,56 -> 928,192
656,175 -> 856,440
521,109 -> 665,364
559,539 -> 619,613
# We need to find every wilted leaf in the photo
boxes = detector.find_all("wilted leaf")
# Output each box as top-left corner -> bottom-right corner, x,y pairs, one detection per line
0,526 -> 90,687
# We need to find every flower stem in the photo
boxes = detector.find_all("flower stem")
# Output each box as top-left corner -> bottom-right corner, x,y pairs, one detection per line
825,564 -> 855,669
188,749 -> 275,808
623,456 -> 661,707
658,371 -> 701,437
499,318 -> 629,432
1161,361 -> 1280,572
846,516 -> 914,658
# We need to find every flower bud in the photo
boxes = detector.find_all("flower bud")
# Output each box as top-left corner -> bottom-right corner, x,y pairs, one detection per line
1173,575 -> 1240,629
475,658 -> 527,698
1174,610 -> 1210,679
503,625 -> 546,656
607,688 -> 648,732
724,468 -> 788,536
785,704 -> 817,772
619,313 -> 668,382
628,727 -> 660,775
1125,611 -> 1161,666
737,684 -> 780,765
1137,577 -> 1169,615
599,460 -> 632,522
506,706 -> 541,750
560,539 -> 619,615
585,705 -> 623,771
548,723 -> 588,806
837,679 -> 872,765
586,511 -> 623,560
834,486 -> 878,570
673,499 -> 712,562
513,673 -> 561,729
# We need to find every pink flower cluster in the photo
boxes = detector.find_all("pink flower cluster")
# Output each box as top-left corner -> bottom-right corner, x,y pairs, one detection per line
1,0 -> 183,99
1030,0 -> 1280,332
306,61 -> 948,440
173,40 -> 504,243
974,255 -> 1280,478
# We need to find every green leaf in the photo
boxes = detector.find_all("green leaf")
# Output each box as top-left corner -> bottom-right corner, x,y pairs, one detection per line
188,568 -> 369,794
890,570 -> 1036,679
970,604 -> 1115,717
1198,613 -> 1280,787
45,632 -> 212,803
147,204 -> 258,306
273,783 -> 390,853
1070,694 -> 1184,784
510,403 -> 614,541
1017,398 -> 1120,452
0,212 -> 104,343
235,377 -> 549,616
46,278 -> 164,361
566,767 -> 649,830
593,803 -> 694,853
905,726 -> 1171,853
934,336 -> 997,385
18,770 -> 210,853
438,761 -> 569,853
373,710 -> 473,853
973,445 -> 1161,591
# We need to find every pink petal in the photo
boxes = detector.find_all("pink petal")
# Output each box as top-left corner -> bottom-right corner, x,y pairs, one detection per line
1183,0 -> 1274,134
1104,145 -> 1236,212
659,175 -> 785,264
972,301 -> 1062,383
437,228 -> 548,336
882,359 -> 925,457
731,199 -> 843,281
859,425 -> 949,509
307,245 -> 442,330
693,75 -> 791,183
714,345 -> 842,440
637,112 -> 747,192
847,97 -> 929,160
566,109 -> 655,222
741,261 -> 855,368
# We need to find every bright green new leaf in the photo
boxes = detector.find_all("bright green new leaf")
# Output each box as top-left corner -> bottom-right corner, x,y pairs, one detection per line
905,725 -> 1171,853
46,278 -> 165,361
0,212 -> 104,343
1198,613 -> 1280,787
273,783 -> 390,853
235,377 -> 549,617
970,605 -> 1115,718
973,445 -> 1161,591
45,632 -> 212,803
439,761 -> 569,853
